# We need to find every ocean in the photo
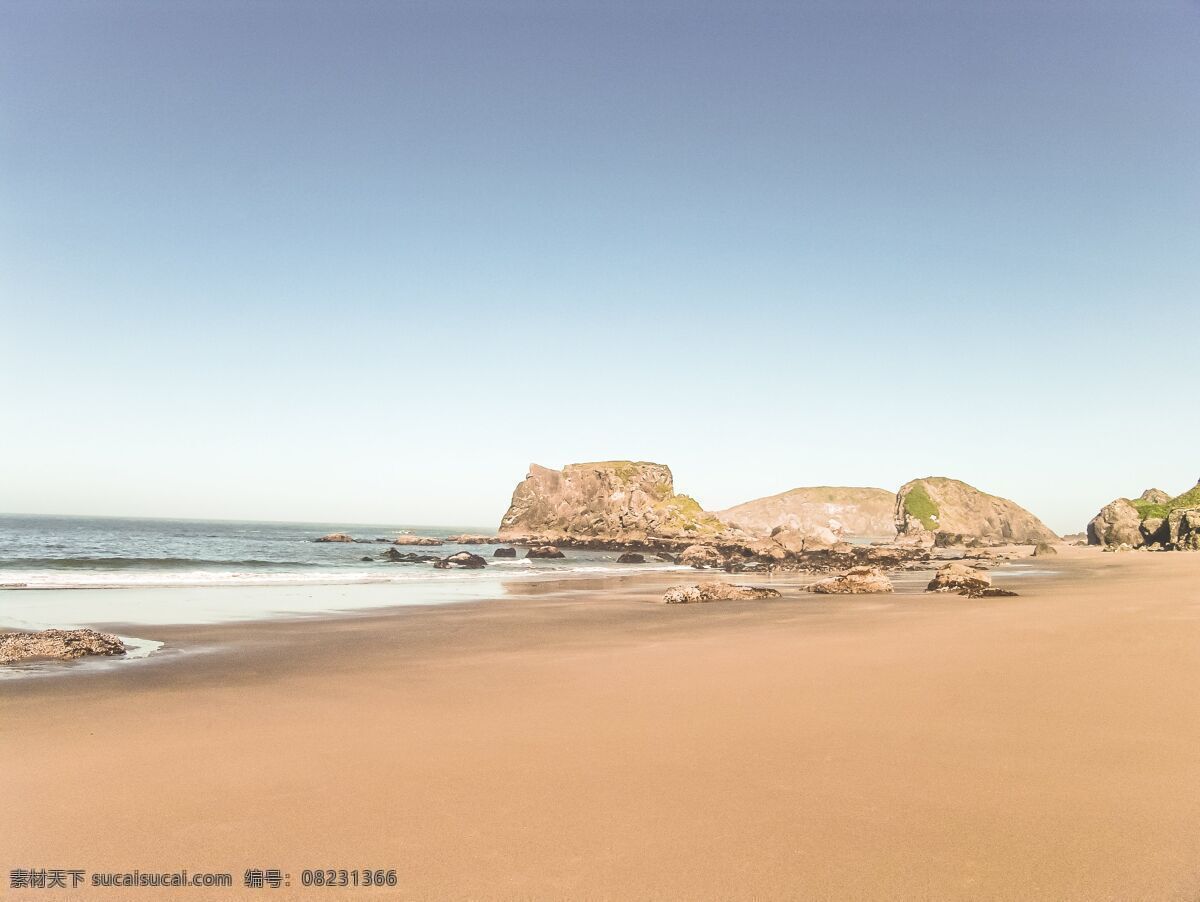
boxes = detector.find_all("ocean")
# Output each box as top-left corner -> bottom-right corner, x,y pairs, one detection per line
0,514 -> 680,590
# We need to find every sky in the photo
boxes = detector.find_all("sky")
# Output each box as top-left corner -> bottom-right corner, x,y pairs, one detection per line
1,0 -> 1197,534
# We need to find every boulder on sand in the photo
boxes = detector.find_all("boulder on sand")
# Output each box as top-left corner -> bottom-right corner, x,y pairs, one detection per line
663,582 -> 781,604
1032,542 -> 1058,557
526,546 -> 565,559
808,566 -> 893,595
1,629 -> 126,664
314,533 -> 354,543
1087,498 -> 1143,548
926,562 -> 1018,597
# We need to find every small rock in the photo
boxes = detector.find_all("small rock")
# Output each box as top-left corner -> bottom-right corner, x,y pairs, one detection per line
493,547 -> 517,558
526,546 -> 565,559
360,556 -> 373,562
617,552 -> 645,564
314,533 -> 354,543
663,581 -> 782,604
1032,542 -> 1057,557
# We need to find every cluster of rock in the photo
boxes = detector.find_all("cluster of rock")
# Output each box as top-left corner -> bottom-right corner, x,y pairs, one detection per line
675,539 -> 932,576
1,628 -> 126,665
662,582 -> 781,604
316,533 -> 443,546
367,544 -> 572,569
1087,484 -> 1200,551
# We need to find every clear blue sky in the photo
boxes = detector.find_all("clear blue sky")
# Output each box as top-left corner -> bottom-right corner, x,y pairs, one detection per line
2,0 -> 1197,533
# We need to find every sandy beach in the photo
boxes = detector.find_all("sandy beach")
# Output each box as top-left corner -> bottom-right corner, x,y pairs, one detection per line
4,548 -> 1200,900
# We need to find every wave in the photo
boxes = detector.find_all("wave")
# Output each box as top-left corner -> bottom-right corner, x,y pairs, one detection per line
0,557 -> 324,571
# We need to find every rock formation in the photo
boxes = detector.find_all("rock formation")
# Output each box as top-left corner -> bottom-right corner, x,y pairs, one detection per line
526,546 -> 565,559
1087,498 -> 1144,547
808,566 -> 893,594
383,548 -> 438,563
1,629 -> 126,664
926,562 -> 1018,597
314,533 -> 354,543
1087,482 -> 1200,550
493,547 -> 517,558
393,535 -> 442,546
745,526 -> 839,562
894,477 -> 1058,546
662,582 -> 782,604
616,552 -> 645,563
434,551 -> 487,569
1167,508 -> 1200,551
717,486 -> 896,538
498,461 -> 730,545
677,544 -> 726,569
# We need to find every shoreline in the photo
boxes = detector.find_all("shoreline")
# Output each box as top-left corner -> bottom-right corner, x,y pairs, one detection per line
0,557 -> 1032,680
9,550 -> 1200,898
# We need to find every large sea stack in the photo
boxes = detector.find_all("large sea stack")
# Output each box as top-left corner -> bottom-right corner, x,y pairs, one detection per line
894,476 -> 1058,546
498,461 -> 730,546
716,486 -> 896,538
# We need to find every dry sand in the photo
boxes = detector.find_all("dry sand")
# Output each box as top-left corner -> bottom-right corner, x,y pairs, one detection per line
4,548 -> 1200,900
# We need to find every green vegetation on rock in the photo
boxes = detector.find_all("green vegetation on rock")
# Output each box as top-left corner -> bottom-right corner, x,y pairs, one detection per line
1131,485 -> 1200,521
903,483 -> 940,531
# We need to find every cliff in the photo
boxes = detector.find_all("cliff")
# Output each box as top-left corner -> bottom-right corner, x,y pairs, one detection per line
498,461 -> 729,545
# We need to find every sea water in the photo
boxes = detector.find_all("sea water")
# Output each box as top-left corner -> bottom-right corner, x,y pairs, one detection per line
0,514 -> 685,628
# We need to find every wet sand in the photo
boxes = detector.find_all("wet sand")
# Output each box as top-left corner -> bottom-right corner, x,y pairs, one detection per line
4,549 -> 1200,899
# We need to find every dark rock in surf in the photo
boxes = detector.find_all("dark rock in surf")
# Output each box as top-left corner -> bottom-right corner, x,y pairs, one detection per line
440,551 -> 487,569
